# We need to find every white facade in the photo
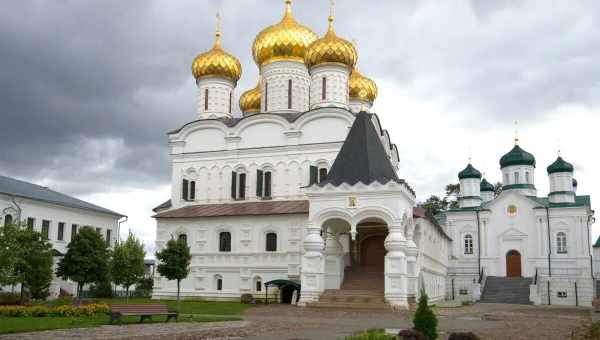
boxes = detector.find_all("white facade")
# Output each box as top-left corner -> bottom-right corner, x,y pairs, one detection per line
0,190 -> 122,297
196,77 -> 235,119
445,156 -> 595,307
261,61 -> 311,113
309,64 -> 350,110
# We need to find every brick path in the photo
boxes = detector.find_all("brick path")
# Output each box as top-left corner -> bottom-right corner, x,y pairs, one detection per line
0,303 -> 592,339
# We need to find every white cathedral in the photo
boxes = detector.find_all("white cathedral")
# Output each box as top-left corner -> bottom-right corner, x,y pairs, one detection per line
152,1 -> 596,308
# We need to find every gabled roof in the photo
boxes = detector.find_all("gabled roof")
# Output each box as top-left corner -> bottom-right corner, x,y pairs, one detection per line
153,199 -> 172,212
153,200 -> 309,218
528,195 -> 591,209
319,111 -> 400,187
0,174 -> 124,217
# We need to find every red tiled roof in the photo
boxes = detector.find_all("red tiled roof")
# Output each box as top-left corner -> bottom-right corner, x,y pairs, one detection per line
153,200 -> 309,219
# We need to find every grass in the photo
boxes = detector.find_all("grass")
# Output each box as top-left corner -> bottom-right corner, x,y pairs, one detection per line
0,298 -> 249,335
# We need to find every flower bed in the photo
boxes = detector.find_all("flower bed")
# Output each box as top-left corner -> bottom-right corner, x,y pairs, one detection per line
0,304 -> 109,317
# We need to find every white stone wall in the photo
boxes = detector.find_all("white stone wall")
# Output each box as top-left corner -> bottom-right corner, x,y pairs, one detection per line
501,164 -> 537,196
261,60 -> 310,113
0,194 -> 120,296
415,217 -> 449,302
309,64 -> 350,110
153,214 -> 306,299
548,172 -> 575,203
349,99 -> 372,113
534,276 -> 594,307
196,77 -> 235,119
459,178 -> 481,208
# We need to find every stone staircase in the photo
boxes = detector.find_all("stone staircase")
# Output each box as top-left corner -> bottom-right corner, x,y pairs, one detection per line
306,266 -> 388,310
480,276 -> 533,304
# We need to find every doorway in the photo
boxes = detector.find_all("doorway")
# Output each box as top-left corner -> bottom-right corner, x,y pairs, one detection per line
506,250 -> 522,277
360,235 -> 386,268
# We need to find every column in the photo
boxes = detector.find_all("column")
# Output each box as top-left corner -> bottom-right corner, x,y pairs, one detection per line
298,223 -> 325,306
324,234 -> 344,289
384,222 -> 409,309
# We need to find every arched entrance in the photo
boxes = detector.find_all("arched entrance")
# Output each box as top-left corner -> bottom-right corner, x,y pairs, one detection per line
506,250 -> 522,277
360,235 -> 386,268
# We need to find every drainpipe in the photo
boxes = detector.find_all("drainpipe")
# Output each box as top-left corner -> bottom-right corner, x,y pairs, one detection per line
587,213 -> 595,280
545,207 -> 552,277
476,210 -> 481,278
9,195 -> 22,222
117,216 -> 128,245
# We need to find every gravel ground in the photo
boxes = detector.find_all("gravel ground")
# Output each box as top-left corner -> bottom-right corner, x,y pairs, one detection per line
0,303 -> 592,339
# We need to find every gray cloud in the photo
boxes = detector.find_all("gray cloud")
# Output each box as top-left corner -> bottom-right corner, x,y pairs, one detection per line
1,0 -> 599,199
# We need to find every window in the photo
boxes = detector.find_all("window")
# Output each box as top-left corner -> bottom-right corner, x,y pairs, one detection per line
264,82 -> 268,111
182,179 -> 196,201
229,91 -> 232,113
525,172 -> 530,184
219,232 -> 231,252
266,232 -> 277,252
106,229 -> 111,247
287,79 -> 292,109
507,205 -> 518,217
556,232 -> 567,254
71,224 -> 78,241
57,222 -> 65,241
256,170 -> 272,199
27,217 -> 35,230
464,234 -> 473,255
204,88 -> 209,111
3,214 -> 12,227
504,173 -> 509,184
322,77 -> 327,100
178,233 -> 187,244
231,171 -> 246,200
41,220 -> 50,239
255,280 -> 262,292
514,172 -> 520,184
96,227 -> 101,234
217,278 -> 223,291
319,168 -> 328,183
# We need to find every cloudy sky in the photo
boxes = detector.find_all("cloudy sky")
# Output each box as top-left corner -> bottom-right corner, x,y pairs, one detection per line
1,0 -> 599,255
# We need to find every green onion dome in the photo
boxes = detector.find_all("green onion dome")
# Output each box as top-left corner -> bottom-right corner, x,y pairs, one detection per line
573,178 -> 578,187
480,178 -> 495,192
500,145 -> 536,168
547,156 -> 574,174
458,164 -> 482,180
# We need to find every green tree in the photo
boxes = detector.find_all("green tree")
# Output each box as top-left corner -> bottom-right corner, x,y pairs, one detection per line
13,227 -> 54,300
445,183 -> 460,209
56,227 -> 110,298
420,195 -> 449,215
112,232 -> 145,301
494,182 -> 503,198
413,290 -> 438,340
0,223 -> 19,288
156,238 -> 191,313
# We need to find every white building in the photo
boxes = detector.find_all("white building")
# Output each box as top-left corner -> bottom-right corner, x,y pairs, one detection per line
0,174 -> 125,297
151,0 -> 594,308
444,146 -> 595,306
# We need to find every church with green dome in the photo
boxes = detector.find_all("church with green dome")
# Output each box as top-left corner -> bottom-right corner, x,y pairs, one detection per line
442,141 -> 594,307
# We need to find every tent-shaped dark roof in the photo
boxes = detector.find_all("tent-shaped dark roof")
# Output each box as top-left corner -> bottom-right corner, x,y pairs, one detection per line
264,279 -> 300,289
319,111 -> 400,186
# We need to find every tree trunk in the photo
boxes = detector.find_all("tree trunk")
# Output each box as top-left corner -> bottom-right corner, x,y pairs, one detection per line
176,279 -> 181,313
126,286 -> 129,303
20,282 -> 24,304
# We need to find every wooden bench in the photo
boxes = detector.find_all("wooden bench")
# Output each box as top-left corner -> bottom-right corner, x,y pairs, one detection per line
109,304 -> 178,324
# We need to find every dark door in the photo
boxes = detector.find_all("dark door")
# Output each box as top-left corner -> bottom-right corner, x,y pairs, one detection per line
360,235 -> 386,268
506,250 -> 522,277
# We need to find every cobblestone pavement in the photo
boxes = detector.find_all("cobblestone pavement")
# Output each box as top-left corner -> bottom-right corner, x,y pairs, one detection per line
0,303 -> 592,339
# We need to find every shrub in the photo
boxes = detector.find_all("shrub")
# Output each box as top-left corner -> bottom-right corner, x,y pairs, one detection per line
134,277 -> 154,297
448,332 -> 480,340
89,280 -> 113,298
240,293 -> 254,304
570,322 -> 600,340
413,291 -> 438,340
0,303 -> 109,317
346,329 -> 397,340
399,329 -> 428,340
0,292 -> 22,305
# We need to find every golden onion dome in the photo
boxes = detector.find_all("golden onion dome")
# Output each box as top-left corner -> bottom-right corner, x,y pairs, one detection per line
192,30 -> 242,82
349,67 -> 378,103
252,0 -> 319,67
239,82 -> 262,115
305,15 -> 357,69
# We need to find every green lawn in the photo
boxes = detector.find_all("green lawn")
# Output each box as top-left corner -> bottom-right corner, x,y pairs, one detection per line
0,298 -> 249,335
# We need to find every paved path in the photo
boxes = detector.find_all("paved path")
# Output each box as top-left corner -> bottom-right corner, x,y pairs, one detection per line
0,303 -> 592,339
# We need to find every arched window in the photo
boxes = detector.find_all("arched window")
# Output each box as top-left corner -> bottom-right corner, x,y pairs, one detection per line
256,169 -> 272,199
525,172 -> 531,184
322,77 -> 327,100
556,232 -> 567,254
204,88 -> 209,111
266,232 -> 277,252
254,277 -> 262,292
464,234 -> 473,255
514,172 -> 520,184
3,214 -> 13,227
178,233 -> 187,244
231,169 -> 246,200
215,275 -> 223,291
287,79 -> 292,109
219,232 -> 231,252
